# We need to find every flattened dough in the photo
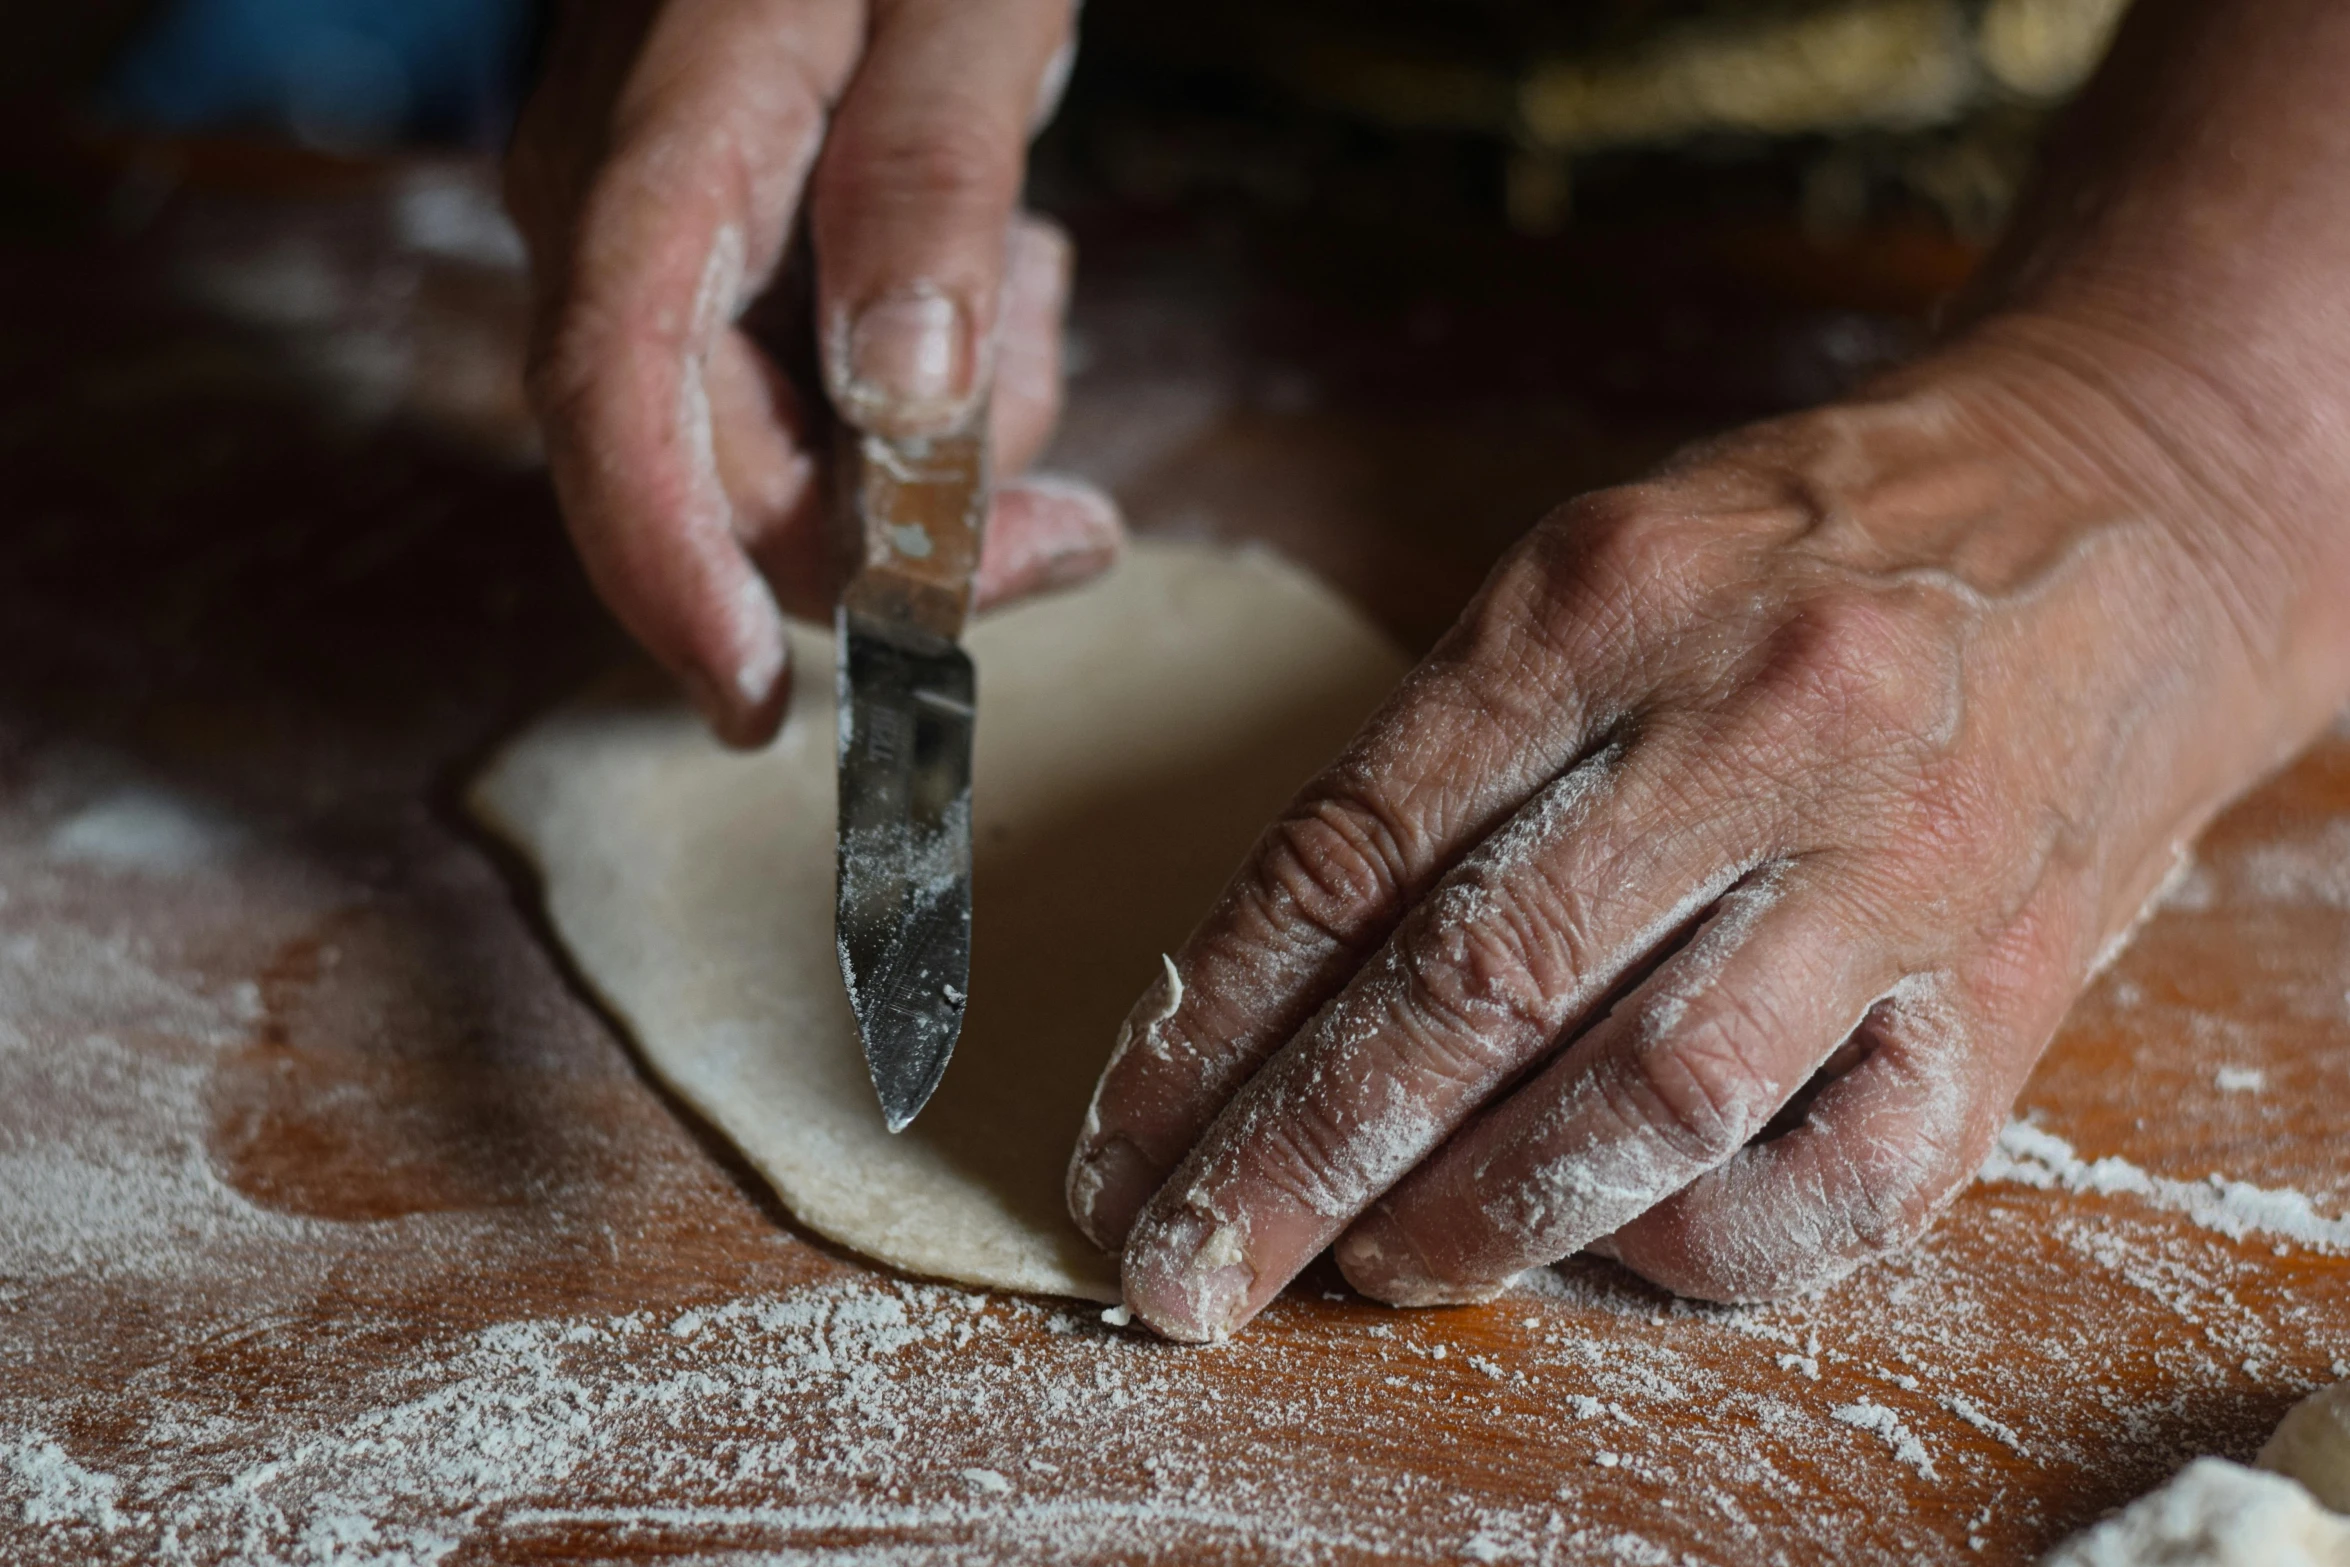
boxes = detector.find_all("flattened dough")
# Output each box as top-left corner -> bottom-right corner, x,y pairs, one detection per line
471,542 -> 1408,1301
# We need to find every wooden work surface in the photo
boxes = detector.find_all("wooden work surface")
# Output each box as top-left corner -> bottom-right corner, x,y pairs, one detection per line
2,151 -> 2346,1566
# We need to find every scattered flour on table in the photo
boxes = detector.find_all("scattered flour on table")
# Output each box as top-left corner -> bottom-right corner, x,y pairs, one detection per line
44,786 -> 246,875
5,1437 -> 127,1533
2227,821 -> 2350,912
9,1086 -> 2350,1565
1981,1120 -> 2350,1253
11,760 -> 2350,1564
1832,1401 -> 1940,1481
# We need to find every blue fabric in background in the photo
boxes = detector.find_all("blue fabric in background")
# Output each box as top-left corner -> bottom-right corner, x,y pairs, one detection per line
107,0 -> 541,150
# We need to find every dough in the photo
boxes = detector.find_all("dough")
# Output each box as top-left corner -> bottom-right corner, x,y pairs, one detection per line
2264,1382 -> 2350,1516
2040,1459 -> 2350,1567
2040,1384 -> 2350,1566
470,542 -> 1407,1301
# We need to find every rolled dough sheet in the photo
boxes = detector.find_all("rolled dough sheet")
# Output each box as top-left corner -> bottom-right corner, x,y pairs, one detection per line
470,541 -> 1409,1302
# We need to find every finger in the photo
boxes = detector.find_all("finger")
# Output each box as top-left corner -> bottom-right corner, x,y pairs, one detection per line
502,1 -> 662,256
974,475 -> 1123,609
1333,871 -> 1903,1308
707,327 -> 824,609
524,0 -> 862,744
1115,733 -> 1789,1343
710,221 -> 1103,622
1602,893 -> 2074,1302
705,321 -> 1120,630
1066,500 -> 1709,1254
990,214 -> 1075,476
813,0 -> 1079,437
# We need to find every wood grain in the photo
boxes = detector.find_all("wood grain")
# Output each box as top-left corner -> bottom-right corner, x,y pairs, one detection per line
1,152 -> 2344,1567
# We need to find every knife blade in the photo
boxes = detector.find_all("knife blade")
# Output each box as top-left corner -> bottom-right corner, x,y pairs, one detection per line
833,415 -> 988,1133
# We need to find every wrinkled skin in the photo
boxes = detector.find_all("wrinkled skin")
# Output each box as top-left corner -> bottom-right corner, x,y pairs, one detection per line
505,0 -> 1117,748
508,0 -> 2350,1342
1072,332 -> 2333,1336
1068,0 -> 2350,1339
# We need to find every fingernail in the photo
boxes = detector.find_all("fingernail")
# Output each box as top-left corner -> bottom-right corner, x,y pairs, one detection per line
1066,1133 -> 1158,1251
836,287 -> 972,432
1125,1203 -> 1255,1344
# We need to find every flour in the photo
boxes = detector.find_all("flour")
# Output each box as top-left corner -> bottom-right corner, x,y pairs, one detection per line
0,1281 -> 1478,1564
1938,1393 -> 2031,1459
6,1437 -> 126,1533
2229,822 -> 2350,912
834,797 -> 975,916
390,171 -> 526,270
1980,1121 -> 2350,1253
1833,1400 -> 1940,1481
44,786 -> 247,875
2039,1459 -> 2350,1566
9,714 -> 2350,1566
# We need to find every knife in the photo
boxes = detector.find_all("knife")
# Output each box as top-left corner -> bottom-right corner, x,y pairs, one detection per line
833,413 -> 989,1133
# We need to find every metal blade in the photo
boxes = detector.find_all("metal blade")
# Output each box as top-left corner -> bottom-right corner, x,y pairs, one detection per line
834,611 -> 975,1132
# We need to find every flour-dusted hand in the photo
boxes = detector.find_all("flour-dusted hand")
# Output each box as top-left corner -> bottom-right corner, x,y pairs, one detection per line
506,0 -> 1118,745
1067,0 -> 2350,1340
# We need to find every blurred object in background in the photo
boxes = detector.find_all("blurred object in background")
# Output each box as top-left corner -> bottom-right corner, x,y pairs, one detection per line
0,0 -> 2133,507
1047,0 -> 2131,241
153,156 -> 538,458
104,0 -> 540,151
0,1 -> 543,461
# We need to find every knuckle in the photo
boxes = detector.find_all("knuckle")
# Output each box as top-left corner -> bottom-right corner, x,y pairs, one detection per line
1251,1110 -> 1370,1218
1241,789 -> 1416,961
1826,1130 -> 1953,1256
1392,879 -> 1591,1070
521,310 -> 630,450
1896,756 -> 2010,878
1754,590 -> 1955,758
1455,490 -> 1662,661
1551,487 -> 1709,614
826,119 -> 1021,221
1458,485 -> 1721,705
1600,1027 -> 1778,1168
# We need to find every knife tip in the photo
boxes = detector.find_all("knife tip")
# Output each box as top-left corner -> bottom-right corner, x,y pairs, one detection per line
863,1030 -> 952,1133
877,1083 -> 936,1135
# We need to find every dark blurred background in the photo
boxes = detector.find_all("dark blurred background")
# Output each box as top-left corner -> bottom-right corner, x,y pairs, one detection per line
29,0 -> 2120,233
0,0 -> 2127,790
3,0 -> 2129,458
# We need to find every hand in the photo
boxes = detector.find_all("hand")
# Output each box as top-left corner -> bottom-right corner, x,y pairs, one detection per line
1064,0 -> 2350,1343
505,0 -> 1118,746
1069,325 -> 2342,1339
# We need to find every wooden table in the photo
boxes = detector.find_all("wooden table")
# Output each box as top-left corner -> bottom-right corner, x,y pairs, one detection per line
3,150 -> 2345,1566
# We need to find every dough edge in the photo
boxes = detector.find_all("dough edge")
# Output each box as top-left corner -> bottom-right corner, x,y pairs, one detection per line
467,540 -> 1411,1304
